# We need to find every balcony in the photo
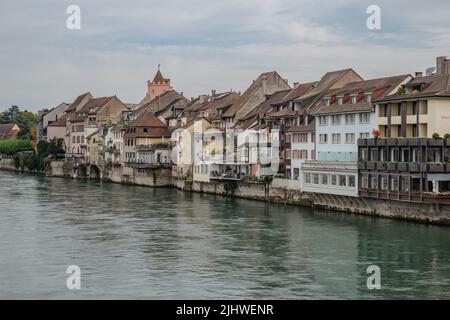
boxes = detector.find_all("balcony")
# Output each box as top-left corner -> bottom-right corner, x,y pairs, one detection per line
397,138 -> 409,146
367,162 -> 376,170
409,163 -> 420,172
388,163 -> 397,171
429,139 -> 444,147
427,163 -> 445,172
377,162 -> 387,171
397,162 -> 409,172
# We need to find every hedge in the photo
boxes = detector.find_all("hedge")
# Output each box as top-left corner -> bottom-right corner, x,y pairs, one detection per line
0,139 -> 33,155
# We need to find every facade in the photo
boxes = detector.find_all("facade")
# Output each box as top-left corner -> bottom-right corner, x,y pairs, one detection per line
42,103 -> 70,141
221,71 -> 290,129
65,92 -> 93,159
0,123 -> 20,140
358,138 -> 450,203
46,115 -> 67,144
123,111 -> 171,166
358,58 -> 450,204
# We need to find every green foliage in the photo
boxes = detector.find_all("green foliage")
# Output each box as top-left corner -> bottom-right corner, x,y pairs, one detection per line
0,105 -> 39,140
224,179 -> 237,195
432,133 -> 441,139
444,133 -> 450,140
263,175 -> 274,186
0,139 -> 33,154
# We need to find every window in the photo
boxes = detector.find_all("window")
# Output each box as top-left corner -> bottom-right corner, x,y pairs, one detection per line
348,175 -> 355,187
361,175 -> 369,189
359,132 -> 370,139
365,93 -> 372,103
359,113 -> 370,124
324,97 -> 331,106
310,134 -> 315,143
380,176 -> 388,190
337,96 -> 344,105
319,116 -> 327,126
300,133 -> 307,143
319,134 -> 328,144
401,176 -> 410,193
332,115 -> 341,125
304,173 -> 311,184
339,175 -> 347,186
351,95 -> 357,104
345,114 -> 355,124
321,174 -> 328,185
143,128 -> 149,133
72,136 -> 75,143
390,176 -> 399,192
331,175 -> 337,186
371,175 -> 378,189
313,173 -> 320,184
332,134 -> 341,144
345,133 -> 355,144
294,168 -> 299,180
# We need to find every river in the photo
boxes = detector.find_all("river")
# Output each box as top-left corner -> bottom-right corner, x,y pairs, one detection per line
0,171 -> 449,299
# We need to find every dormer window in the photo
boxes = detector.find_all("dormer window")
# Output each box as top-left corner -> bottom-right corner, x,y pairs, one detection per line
324,97 -> 331,106
365,93 -> 372,103
337,96 -> 344,105
350,95 -> 357,104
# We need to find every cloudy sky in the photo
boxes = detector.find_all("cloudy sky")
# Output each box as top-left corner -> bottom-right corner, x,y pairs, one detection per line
1,0 -> 450,111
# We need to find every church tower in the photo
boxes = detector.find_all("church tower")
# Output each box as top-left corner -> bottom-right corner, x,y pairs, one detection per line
147,64 -> 172,100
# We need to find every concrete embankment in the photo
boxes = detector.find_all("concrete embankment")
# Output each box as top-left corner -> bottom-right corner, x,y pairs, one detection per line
1,159 -> 450,226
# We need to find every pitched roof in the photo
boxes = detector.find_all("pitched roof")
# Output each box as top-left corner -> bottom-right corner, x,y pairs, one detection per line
0,123 -> 20,139
287,119 -> 315,132
222,71 -> 290,119
270,82 -> 317,105
79,96 -> 115,113
135,90 -> 186,115
47,115 -> 67,127
241,89 -> 292,121
66,92 -> 91,111
312,74 -> 410,115
292,69 -> 363,114
124,110 -> 171,139
376,73 -> 450,102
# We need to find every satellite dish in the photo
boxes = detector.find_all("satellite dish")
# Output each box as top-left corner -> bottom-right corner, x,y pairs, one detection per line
426,67 -> 436,76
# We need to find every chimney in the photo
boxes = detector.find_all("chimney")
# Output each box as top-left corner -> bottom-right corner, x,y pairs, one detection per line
293,82 -> 300,88
180,92 -> 184,97
211,89 -> 216,96
415,72 -> 423,78
436,56 -> 449,75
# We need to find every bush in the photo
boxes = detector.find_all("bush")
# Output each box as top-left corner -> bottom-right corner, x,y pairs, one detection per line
444,133 -> 450,140
0,139 -> 33,154
432,133 -> 441,139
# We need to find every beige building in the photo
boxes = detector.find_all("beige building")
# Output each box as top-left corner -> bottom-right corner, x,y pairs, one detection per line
375,57 -> 450,138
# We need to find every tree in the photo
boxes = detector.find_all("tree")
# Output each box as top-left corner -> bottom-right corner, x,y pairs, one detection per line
0,105 -> 39,140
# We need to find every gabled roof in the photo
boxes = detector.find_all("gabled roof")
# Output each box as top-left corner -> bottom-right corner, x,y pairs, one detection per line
0,123 -> 20,139
241,89 -> 292,121
222,71 -> 290,119
124,111 -> 171,139
66,92 -> 92,112
376,73 -> 450,102
312,74 -> 411,115
135,90 -> 187,115
79,96 -> 115,113
47,115 -> 67,127
270,82 -> 317,105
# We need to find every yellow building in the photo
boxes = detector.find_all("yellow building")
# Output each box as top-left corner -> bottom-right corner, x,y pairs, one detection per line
375,62 -> 450,138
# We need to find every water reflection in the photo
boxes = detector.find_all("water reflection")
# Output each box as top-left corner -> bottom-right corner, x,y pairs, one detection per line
0,171 -> 449,299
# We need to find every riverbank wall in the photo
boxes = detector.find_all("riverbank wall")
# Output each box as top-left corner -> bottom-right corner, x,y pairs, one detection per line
1,159 -> 450,225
